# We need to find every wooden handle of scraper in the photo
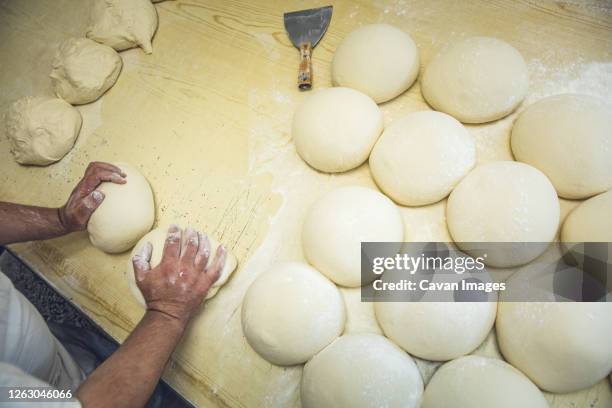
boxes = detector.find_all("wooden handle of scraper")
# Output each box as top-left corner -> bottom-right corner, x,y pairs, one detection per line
298,42 -> 312,90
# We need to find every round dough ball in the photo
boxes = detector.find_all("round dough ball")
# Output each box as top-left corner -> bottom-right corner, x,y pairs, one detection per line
302,186 -> 404,287
562,189 -> 612,243
421,355 -> 548,408
497,301 -> 612,393
370,111 -> 476,206
241,262 -> 345,366
126,225 -> 238,305
50,38 -> 122,105
447,161 -> 559,267
331,24 -> 419,103
87,0 -> 158,54
374,301 -> 496,361
87,162 -> 155,253
511,94 -> 612,199
302,334 -> 423,408
292,87 -> 383,173
5,96 -> 81,166
422,36 -> 528,123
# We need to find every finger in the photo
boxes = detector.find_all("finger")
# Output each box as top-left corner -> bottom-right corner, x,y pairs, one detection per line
180,227 -> 199,265
161,225 -> 182,265
80,170 -> 126,196
86,161 -> 127,177
132,241 -> 153,282
77,190 -> 105,225
204,245 -> 226,285
194,232 -> 211,272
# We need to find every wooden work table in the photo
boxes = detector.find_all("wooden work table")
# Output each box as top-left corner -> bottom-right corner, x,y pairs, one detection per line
0,0 -> 610,406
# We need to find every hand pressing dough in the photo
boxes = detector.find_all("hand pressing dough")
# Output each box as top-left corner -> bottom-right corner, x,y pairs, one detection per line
374,301 -> 496,361
421,355 -> 548,408
370,111 -> 476,206
126,225 -> 238,305
301,334 -> 423,408
241,262 -> 344,366
302,186 -> 404,287
511,94 -> 612,199
87,162 -> 154,253
422,37 -> 528,123
87,0 -> 158,54
50,38 -> 122,105
292,87 -> 383,173
447,161 -> 559,267
497,301 -> 612,393
331,24 -> 419,103
5,96 -> 81,166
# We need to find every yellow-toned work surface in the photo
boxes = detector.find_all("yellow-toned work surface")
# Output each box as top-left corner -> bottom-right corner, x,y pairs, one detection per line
0,0 -> 611,406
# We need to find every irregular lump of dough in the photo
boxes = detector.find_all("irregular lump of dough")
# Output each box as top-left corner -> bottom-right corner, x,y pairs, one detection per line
511,94 -> 612,199
421,355 -> 548,408
126,225 -> 238,304
302,186 -> 404,287
370,111 -> 476,206
50,38 -> 122,105
87,0 -> 158,54
241,262 -> 344,366
87,162 -> 154,253
447,161 -> 559,267
422,37 -> 528,123
5,96 -> 81,166
292,87 -> 383,173
331,24 -> 419,103
497,302 -> 612,393
302,334 -> 423,408
374,301 -> 496,361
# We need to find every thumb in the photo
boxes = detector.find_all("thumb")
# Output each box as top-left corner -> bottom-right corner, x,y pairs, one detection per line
82,190 -> 105,212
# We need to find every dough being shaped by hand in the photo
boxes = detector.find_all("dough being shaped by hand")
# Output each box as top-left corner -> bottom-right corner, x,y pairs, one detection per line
126,225 -> 238,305
50,37 -> 122,105
87,162 -> 155,253
5,96 -> 81,166
87,0 -> 158,54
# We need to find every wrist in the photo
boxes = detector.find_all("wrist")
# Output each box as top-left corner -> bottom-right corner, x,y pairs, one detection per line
144,308 -> 190,333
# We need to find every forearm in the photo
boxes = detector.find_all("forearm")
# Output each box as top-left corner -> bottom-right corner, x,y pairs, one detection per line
76,311 -> 187,408
0,202 -> 67,246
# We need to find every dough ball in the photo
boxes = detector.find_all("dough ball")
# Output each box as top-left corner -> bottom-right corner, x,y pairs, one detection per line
497,301 -> 612,393
241,262 -> 344,366
50,38 -> 122,105
87,0 -> 158,54
562,189 -> 612,243
511,94 -> 612,199
331,24 -> 419,103
126,225 -> 238,304
370,111 -> 476,206
447,161 -> 559,267
5,96 -> 81,166
302,186 -> 404,287
87,162 -> 155,253
374,301 -> 496,361
302,333 -> 423,408
292,87 -> 383,173
422,37 -> 528,123
421,355 -> 548,408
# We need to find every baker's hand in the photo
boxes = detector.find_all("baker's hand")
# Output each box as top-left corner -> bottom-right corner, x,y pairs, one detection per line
132,225 -> 227,326
58,161 -> 126,233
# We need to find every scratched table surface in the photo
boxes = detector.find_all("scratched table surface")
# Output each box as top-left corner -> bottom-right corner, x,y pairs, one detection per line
0,0 -> 611,406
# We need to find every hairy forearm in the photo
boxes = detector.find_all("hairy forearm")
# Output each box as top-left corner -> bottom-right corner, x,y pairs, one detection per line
0,202 -> 67,246
76,311 -> 187,408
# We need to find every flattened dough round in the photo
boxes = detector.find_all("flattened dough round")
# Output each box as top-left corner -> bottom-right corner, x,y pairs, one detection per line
370,111 -> 476,206
422,36 -> 528,123
511,94 -> 612,199
50,38 -> 122,105
301,334 -> 423,408
446,161 -> 559,267
293,87 -> 383,173
87,162 -> 154,253
331,24 -> 419,103
5,96 -> 81,166
302,186 -> 404,287
421,355 -> 548,408
497,301 -> 612,393
126,225 -> 238,305
241,262 -> 344,366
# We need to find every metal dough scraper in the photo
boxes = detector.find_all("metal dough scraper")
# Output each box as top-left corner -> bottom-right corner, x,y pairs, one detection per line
284,5 -> 333,90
